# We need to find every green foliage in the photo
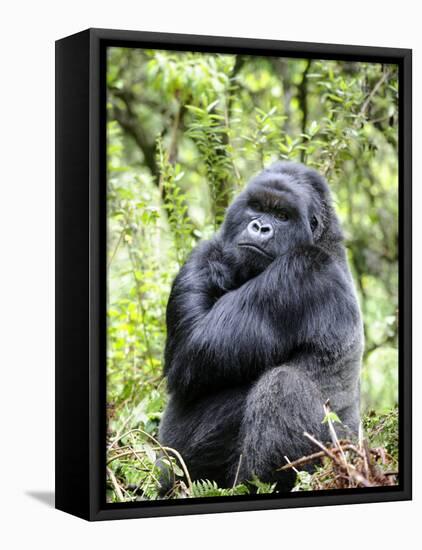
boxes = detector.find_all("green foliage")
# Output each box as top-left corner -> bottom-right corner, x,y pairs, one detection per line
186,102 -> 233,227
363,407 -> 399,462
243,106 -> 287,167
191,480 -> 250,498
106,47 -> 399,502
248,477 -> 277,495
292,470 -> 315,492
322,410 -> 341,425
156,136 -> 195,265
190,477 -> 276,498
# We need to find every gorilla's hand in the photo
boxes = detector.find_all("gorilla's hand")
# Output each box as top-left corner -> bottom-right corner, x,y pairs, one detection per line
195,240 -> 237,296
208,259 -> 234,295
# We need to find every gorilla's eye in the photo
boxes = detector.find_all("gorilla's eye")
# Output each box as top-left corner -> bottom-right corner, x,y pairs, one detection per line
275,210 -> 289,222
249,200 -> 262,211
310,216 -> 319,232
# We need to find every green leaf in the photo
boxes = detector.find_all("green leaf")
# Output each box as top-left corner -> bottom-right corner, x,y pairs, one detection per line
322,411 -> 341,424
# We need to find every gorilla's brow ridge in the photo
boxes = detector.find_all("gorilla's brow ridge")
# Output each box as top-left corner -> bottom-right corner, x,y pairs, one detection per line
248,180 -> 306,211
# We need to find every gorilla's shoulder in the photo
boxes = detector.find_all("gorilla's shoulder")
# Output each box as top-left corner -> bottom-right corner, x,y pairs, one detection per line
289,244 -> 341,274
189,237 -> 224,263
178,238 -> 228,282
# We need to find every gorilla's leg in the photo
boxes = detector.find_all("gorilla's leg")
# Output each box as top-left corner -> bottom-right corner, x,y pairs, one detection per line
158,387 -> 247,492
238,366 -> 328,491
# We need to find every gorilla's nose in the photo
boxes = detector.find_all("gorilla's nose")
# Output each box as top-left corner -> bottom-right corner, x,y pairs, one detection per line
247,219 -> 274,242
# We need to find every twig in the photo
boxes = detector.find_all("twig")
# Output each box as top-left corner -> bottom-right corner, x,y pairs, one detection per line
338,443 -> 364,458
107,229 -> 124,271
107,428 -> 176,487
107,466 -> 124,502
303,431 -> 339,463
358,68 -> 392,119
283,455 -> 299,474
298,59 -> 312,162
107,450 -> 147,464
108,411 -> 135,450
278,451 -> 325,471
232,454 -> 243,488
358,421 -> 364,452
168,99 -> 186,165
362,438 -> 372,479
108,423 -> 136,450
303,431 -> 372,488
161,446 -> 193,493
279,442 -> 365,473
323,400 -> 349,473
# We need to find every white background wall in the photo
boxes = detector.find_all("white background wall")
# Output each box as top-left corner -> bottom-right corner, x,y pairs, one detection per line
0,1 -> 418,548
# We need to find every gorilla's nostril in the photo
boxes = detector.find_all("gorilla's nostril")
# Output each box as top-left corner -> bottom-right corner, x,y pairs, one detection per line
259,224 -> 274,239
247,220 -> 274,240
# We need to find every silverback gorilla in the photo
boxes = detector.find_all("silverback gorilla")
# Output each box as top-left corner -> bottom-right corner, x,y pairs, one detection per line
158,161 -> 363,492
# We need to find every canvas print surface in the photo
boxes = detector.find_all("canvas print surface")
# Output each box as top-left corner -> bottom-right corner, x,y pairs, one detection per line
105,47 -> 399,503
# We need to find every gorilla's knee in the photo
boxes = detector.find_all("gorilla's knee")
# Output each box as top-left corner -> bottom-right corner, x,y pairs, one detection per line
238,366 -> 327,490
246,367 -> 324,420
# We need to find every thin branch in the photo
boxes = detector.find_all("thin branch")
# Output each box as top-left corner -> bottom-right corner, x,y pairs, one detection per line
161,446 -> 193,492
283,455 -> 300,474
107,229 -> 124,271
109,87 -> 158,177
107,466 -> 124,502
303,431 -> 339,463
298,59 -> 312,162
168,99 -> 187,165
278,451 -> 325,471
323,400 -> 349,471
232,454 -> 243,488
303,432 -> 372,488
358,68 -> 392,119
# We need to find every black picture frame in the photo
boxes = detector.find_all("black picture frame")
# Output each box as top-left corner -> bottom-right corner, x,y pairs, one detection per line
55,27 -> 412,521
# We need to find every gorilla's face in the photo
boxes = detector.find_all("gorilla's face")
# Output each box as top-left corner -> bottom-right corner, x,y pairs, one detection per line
220,163 -> 335,279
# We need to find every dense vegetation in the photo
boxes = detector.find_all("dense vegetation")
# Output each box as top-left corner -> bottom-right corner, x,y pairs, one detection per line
106,47 -> 399,502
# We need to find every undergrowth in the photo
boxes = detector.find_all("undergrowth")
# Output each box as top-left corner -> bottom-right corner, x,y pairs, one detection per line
106,406 -> 398,502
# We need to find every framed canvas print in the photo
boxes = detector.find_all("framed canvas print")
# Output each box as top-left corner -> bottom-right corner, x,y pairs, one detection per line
55,28 -> 412,521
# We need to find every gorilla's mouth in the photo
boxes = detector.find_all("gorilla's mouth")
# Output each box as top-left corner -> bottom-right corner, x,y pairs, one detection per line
238,242 -> 274,260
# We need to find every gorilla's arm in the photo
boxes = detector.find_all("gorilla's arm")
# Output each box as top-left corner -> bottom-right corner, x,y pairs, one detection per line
164,240 -> 360,400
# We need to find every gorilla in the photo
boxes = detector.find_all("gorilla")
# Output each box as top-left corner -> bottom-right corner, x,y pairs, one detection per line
158,161 -> 363,493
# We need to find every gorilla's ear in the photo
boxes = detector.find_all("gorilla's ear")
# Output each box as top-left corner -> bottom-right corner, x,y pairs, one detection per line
320,203 -> 344,244
308,213 -> 322,241
306,170 -> 344,245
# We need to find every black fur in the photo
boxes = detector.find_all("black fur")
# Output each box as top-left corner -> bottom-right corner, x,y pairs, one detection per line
158,161 -> 363,492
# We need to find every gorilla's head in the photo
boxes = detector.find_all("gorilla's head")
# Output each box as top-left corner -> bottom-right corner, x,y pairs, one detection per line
220,161 -> 343,277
